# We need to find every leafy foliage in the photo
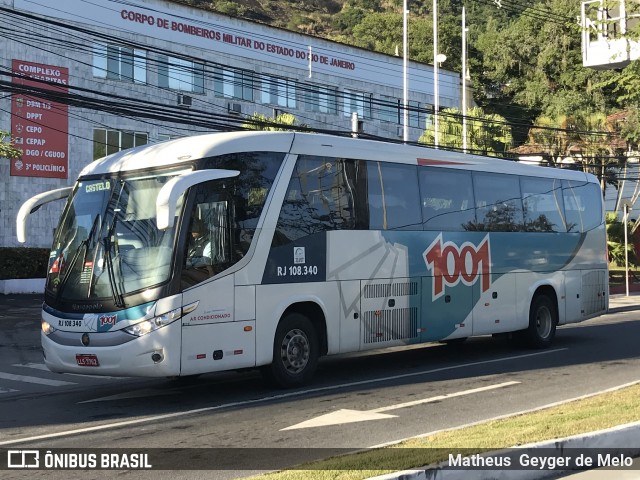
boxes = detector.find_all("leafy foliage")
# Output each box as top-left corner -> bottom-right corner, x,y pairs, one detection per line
0,248 -> 49,279
606,212 -> 638,267
419,106 -> 512,156
0,130 -> 22,160
243,112 -> 307,131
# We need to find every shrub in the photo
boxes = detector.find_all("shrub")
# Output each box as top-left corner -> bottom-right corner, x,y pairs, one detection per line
0,247 -> 50,279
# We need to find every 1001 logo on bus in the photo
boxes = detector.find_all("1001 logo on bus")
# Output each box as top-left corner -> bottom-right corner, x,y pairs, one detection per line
423,234 -> 491,300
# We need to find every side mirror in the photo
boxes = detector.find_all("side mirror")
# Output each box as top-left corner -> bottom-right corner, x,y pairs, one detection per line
16,187 -> 73,243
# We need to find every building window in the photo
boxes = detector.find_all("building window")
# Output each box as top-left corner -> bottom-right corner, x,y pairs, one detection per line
261,75 -> 297,108
93,43 -> 146,83
379,96 -> 400,124
344,90 -> 372,119
304,85 -> 337,114
158,55 -> 204,93
409,100 -> 422,128
157,134 -> 184,143
93,129 -> 148,160
214,67 -> 254,101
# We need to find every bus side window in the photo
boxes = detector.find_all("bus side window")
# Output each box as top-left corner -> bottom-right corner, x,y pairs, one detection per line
366,162 -> 421,231
419,167 -> 475,231
521,177 -> 566,233
473,172 -> 524,232
562,181 -> 602,233
274,156 -> 359,245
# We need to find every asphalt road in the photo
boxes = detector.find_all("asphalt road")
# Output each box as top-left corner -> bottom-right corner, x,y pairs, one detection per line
1,295 -> 639,480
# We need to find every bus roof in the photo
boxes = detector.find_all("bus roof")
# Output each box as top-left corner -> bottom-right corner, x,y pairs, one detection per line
81,131 -> 597,184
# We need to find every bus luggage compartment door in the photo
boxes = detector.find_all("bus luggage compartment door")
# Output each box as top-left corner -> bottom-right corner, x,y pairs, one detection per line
360,278 -> 421,350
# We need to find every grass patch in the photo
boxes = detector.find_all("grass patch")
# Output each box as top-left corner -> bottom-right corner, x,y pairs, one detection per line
247,382 -> 640,480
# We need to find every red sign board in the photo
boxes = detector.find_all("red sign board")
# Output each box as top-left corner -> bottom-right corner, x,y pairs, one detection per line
11,60 -> 69,178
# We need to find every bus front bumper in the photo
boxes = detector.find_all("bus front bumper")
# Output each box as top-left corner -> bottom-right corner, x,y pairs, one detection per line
41,320 -> 182,377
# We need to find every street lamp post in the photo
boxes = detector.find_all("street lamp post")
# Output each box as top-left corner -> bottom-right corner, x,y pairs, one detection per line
433,0 -> 439,148
624,201 -> 633,296
403,0 -> 409,142
462,5 -> 467,153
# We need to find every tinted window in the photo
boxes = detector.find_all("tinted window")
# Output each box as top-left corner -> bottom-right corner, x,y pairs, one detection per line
419,167 -> 475,231
521,177 -> 566,232
473,172 -> 524,232
367,162 -> 422,230
202,151 -> 284,243
274,156 -> 363,245
563,180 -> 602,232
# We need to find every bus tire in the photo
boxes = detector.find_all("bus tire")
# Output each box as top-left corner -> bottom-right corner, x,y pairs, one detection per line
263,313 -> 319,388
523,294 -> 557,348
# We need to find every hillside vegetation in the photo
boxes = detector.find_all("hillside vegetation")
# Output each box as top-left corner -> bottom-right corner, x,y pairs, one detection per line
178,0 -> 639,155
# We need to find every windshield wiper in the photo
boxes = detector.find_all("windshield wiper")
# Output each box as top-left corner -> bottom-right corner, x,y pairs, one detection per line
103,209 -> 126,308
55,214 -> 101,302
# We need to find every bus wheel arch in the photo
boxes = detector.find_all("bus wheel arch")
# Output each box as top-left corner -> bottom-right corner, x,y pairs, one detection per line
522,286 -> 559,349
263,302 -> 327,388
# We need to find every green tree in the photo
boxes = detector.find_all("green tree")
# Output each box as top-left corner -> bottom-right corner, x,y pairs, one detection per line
474,0 -> 616,131
243,112 -> 307,131
0,130 -> 22,159
526,112 -> 622,190
418,106 -> 512,156
606,212 -> 638,267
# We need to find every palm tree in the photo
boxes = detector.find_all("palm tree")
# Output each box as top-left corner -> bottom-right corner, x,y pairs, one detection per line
419,107 -> 513,156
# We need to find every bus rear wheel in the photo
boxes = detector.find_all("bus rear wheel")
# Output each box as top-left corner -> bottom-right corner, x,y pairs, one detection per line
263,313 -> 319,388
523,294 -> 557,348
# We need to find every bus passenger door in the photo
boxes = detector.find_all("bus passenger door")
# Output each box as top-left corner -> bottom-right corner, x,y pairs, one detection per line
180,275 -> 256,375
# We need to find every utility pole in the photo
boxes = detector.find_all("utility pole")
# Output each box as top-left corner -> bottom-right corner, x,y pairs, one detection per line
403,0 -> 409,142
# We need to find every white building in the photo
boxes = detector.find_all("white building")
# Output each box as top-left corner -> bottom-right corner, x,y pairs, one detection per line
1,0 -> 461,249
581,0 -> 640,69
581,0 -> 640,216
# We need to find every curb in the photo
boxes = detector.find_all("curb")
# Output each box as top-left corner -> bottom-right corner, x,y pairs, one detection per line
368,421 -> 640,480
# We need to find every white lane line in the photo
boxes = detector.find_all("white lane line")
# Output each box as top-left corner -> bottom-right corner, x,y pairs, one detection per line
0,372 -> 76,387
0,348 -> 566,446
12,363 -> 48,371
0,387 -> 19,394
372,380 -> 521,413
12,363 -> 121,380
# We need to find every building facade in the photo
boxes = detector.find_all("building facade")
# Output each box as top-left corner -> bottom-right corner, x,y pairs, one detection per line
0,0 -> 461,249
581,0 -> 640,69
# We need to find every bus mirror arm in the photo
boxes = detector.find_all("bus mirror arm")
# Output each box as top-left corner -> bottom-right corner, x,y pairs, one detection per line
156,169 -> 240,230
16,187 -> 73,243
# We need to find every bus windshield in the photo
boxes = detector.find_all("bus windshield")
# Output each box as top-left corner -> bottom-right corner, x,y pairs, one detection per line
46,170 -> 188,304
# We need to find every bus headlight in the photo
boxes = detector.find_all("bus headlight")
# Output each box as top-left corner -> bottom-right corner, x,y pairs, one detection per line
42,320 -> 56,336
123,307 -> 182,337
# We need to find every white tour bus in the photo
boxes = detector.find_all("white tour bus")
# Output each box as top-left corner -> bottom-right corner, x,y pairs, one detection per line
17,131 -> 608,387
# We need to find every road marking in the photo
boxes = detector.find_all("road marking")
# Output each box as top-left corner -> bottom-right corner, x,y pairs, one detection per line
0,348 -> 565,446
12,363 -> 48,371
78,389 -> 182,404
0,387 -> 19,394
0,372 -> 76,387
281,381 -> 521,430
12,363 -> 121,380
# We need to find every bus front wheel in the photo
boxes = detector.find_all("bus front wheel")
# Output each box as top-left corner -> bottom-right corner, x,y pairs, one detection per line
523,294 -> 557,348
263,313 -> 319,388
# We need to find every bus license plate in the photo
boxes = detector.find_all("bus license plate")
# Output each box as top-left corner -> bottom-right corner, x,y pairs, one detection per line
76,354 -> 99,367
